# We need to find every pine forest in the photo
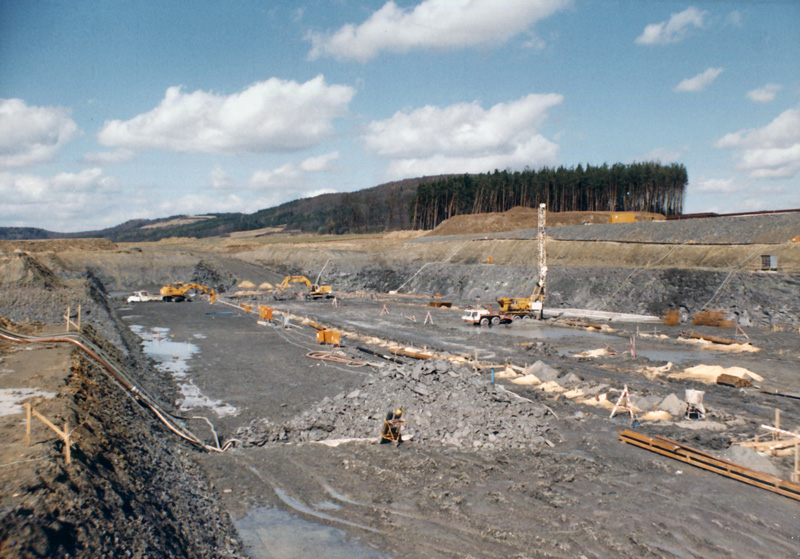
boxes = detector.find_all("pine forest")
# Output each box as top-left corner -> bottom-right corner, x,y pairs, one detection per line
410,162 -> 688,230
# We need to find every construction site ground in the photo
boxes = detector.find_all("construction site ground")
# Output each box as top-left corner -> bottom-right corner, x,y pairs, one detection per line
121,295 -> 798,559
1,211 -> 799,558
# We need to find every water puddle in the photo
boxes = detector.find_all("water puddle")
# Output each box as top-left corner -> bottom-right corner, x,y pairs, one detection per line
557,347 -> 719,364
130,325 -> 238,417
452,323 -> 619,343
0,388 -> 57,417
234,506 -> 389,559
635,349 -> 718,364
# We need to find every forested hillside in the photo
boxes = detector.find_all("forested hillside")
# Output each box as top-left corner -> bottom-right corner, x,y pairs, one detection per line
410,162 -> 687,230
1,163 -> 687,241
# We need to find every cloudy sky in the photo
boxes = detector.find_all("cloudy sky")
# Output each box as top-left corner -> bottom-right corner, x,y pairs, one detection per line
1,0 -> 798,232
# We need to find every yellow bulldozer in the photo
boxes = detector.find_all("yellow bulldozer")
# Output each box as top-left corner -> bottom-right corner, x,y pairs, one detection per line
160,282 -> 216,303
274,275 -> 333,300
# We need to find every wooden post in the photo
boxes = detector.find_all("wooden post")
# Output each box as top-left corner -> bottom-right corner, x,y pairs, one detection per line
27,405 -> 72,464
77,304 -> 81,330
64,420 -> 71,465
25,403 -> 31,446
65,306 -> 70,332
775,409 -> 781,441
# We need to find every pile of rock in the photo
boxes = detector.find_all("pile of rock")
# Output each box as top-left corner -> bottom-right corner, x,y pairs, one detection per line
238,357 -> 559,452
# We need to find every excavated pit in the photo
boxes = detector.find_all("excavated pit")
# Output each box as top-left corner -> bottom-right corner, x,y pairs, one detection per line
1,213 -> 799,558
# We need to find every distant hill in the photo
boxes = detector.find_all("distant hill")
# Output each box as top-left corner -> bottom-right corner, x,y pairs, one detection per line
0,176 -> 449,242
0,163 -> 692,242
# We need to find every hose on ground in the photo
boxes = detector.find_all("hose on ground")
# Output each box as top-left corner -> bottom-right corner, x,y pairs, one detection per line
0,326 -> 225,453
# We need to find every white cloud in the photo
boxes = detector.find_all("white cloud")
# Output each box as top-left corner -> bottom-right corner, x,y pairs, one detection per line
210,164 -> 237,189
692,178 -> 742,193
150,193 -> 272,218
746,83 -> 782,104
98,76 -> 355,154
715,107 -> 800,178
725,10 -> 743,28
0,98 -> 81,168
674,67 -> 723,92
248,152 -> 341,190
249,163 -> 303,190
363,93 -> 562,179
308,0 -> 571,62
0,168 -> 121,231
300,151 -> 340,172
81,148 -> 137,164
642,146 -> 687,162
636,6 -> 708,45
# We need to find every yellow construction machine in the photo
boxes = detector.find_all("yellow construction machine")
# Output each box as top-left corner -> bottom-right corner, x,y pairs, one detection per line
275,275 -> 333,300
160,282 -> 216,303
496,203 -> 547,320
496,281 -> 544,320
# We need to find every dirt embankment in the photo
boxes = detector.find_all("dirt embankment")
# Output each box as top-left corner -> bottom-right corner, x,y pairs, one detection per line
0,278 -> 242,557
428,207 -> 664,236
0,239 -> 116,253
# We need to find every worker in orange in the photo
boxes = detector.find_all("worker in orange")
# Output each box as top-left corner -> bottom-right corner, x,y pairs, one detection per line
380,408 -> 404,445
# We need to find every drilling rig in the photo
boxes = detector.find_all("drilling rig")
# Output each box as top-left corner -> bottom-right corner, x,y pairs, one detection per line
496,203 -> 547,320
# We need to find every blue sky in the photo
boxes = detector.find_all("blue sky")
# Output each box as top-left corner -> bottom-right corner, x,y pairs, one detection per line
1,0 -> 798,232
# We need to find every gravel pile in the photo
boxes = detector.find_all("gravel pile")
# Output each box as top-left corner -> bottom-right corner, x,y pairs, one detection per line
191,260 -> 238,293
237,358 -> 559,452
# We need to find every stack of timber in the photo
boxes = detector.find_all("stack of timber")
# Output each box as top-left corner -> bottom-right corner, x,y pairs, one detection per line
618,429 -> 800,501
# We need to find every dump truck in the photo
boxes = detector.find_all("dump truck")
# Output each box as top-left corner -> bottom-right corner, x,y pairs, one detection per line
274,275 -> 333,300
159,282 -> 216,302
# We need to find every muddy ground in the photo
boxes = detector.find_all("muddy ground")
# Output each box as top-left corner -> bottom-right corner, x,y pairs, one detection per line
1,213 -> 799,558
123,295 -> 798,559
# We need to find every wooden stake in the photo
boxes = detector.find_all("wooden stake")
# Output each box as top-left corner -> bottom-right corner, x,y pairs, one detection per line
380,304 -> 389,316
25,403 -> 31,446
64,420 -> 70,464
25,404 -> 72,464
424,311 -> 434,325
610,385 -> 635,422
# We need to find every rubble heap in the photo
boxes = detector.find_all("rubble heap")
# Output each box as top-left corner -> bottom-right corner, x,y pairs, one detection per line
237,357 -> 559,451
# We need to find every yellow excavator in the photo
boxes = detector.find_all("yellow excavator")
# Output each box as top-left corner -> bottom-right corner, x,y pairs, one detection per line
160,282 -> 216,303
274,275 -> 333,300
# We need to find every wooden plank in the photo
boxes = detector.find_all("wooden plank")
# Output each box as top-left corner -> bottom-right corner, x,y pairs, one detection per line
618,430 -> 800,502
717,373 -> 752,388
689,333 -> 747,345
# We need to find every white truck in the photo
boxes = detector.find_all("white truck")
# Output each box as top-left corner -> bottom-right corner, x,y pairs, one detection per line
126,291 -> 163,303
461,308 -> 513,327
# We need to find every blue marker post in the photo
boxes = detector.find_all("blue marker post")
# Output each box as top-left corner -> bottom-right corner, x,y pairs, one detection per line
491,367 -> 494,383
